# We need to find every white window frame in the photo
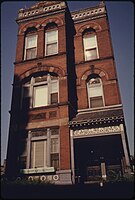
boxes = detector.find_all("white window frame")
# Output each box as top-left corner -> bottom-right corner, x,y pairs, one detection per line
24,34 -> 37,60
87,77 -> 105,108
27,128 -> 59,169
83,34 -> 99,61
31,139 -> 47,168
21,74 -> 59,109
33,85 -> 48,108
45,30 -> 58,56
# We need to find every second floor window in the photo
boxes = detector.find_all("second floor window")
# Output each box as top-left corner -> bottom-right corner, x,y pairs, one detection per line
87,76 -> 104,108
22,73 -> 59,109
83,29 -> 98,61
45,23 -> 58,56
24,34 -> 37,60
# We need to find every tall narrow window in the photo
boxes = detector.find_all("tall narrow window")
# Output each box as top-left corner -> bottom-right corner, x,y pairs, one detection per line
50,129 -> 59,170
24,35 -> 37,60
30,140 -> 47,168
87,76 -> 104,108
45,23 -> 58,56
50,76 -> 58,104
83,29 -> 98,61
22,81 -> 31,110
24,27 -> 37,60
19,139 -> 27,169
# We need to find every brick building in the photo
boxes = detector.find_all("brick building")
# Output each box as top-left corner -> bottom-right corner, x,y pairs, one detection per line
6,1 -> 131,184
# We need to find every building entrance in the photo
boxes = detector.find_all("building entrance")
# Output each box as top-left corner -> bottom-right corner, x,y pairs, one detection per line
74,135 -> 124,183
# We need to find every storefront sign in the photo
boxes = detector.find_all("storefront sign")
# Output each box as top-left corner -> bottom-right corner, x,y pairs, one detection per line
20,167 -> 55,174
73,125 -> 123,138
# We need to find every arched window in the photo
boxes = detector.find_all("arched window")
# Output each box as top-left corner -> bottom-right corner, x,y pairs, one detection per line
45,23 -> 58,56
83,28 -> 99,61
87,75 -> 104,108
21,73 -> 59,108
24,27 -> 37,60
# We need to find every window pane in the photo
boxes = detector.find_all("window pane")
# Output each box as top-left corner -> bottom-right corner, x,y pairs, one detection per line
85,49 -> 97,60
51,129 -> 59,135
51,153 -> 59,169
26,35 -> 37,48
34,85 -> 48,107
35,141 -> 45,167
35,75 -> 47,83
51,138 -> 58,153
88,78 -> 102,98
46,30 -> 57,43
84,35 -> 96,49
50,81 -> 58,93
45,30 -> 58,55
46,43 -> 57,55
31,142 -> 34,167
50,76 -> 58,80
51,93 -> 58,104
26,48 -> 36,59
22,86 -> 30,109
31,129 -> 47,137
90,78 -> 100,84
89,86 -> 102,97
31,140 -> 47,168
23,86 -> 30,97
90,96 -> 103,108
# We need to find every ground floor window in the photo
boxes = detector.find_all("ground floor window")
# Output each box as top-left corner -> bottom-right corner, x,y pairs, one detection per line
30,140 -> 47,168
24,128 -> 59,170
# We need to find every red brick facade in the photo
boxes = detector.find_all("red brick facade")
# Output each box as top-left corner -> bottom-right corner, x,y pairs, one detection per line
6,1 -> 130,184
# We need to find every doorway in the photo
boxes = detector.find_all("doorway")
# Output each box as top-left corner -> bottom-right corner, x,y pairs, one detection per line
74,135 -> 124,183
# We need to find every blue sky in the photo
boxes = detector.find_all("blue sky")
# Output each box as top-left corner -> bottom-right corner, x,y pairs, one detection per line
1,1 -> 134,164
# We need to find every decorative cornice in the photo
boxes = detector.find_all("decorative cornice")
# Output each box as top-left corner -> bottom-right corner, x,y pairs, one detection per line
71,5 -> 106,22
69,116 -> 124,127
69,105 -> 124,127
16,2 -> 106,24
17,1 -> 66,23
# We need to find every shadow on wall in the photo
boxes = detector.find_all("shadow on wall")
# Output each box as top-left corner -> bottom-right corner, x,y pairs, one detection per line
5,74 -> 30,179
66,9 -> 78,120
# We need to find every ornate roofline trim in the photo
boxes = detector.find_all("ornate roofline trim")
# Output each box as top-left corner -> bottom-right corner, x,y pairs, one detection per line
71,5 -> 106,23
69,118 -> 124,128
17,1 -> 66,22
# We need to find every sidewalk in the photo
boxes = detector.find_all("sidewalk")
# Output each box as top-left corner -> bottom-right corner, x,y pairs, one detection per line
1,181 -> 134,199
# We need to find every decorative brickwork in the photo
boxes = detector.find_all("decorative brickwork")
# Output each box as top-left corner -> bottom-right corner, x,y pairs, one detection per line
49,111 -> 57,118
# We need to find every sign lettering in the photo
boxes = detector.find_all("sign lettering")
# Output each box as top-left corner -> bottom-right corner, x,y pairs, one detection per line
73,125 -> 123,138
